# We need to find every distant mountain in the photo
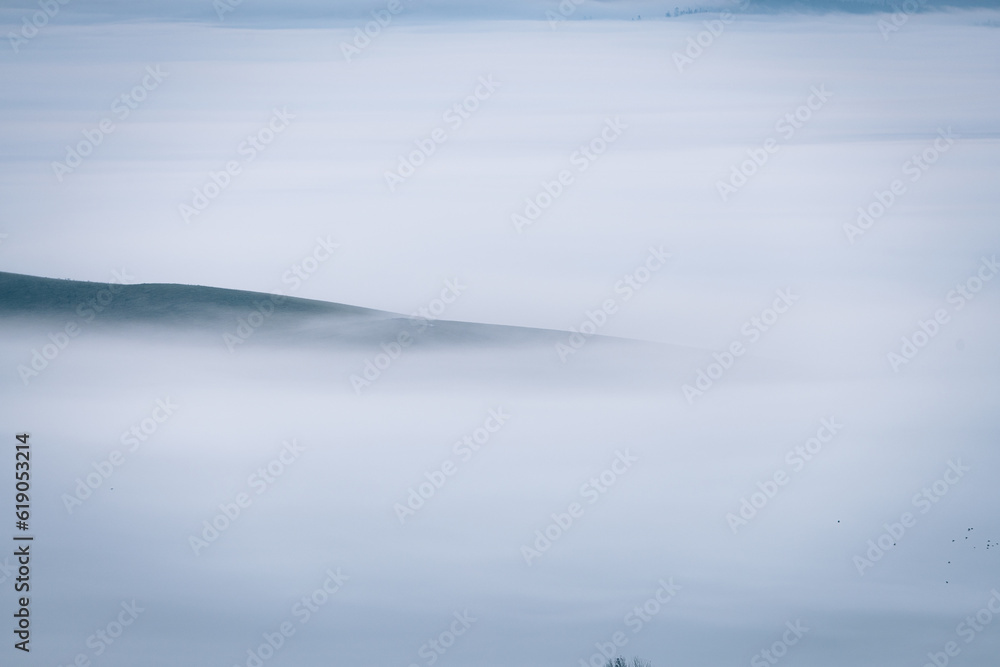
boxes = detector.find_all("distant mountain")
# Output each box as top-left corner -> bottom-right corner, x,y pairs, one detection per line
0,271 -> 377,321
0,271 -> 592,349
0,271 -> 773,397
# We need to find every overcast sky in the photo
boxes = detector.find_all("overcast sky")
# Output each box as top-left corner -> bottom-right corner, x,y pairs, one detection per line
1,0 -> 1000,23
1,6 -> 998,344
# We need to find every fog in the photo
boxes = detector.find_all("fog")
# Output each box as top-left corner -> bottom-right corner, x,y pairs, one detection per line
1,4 -> 999,667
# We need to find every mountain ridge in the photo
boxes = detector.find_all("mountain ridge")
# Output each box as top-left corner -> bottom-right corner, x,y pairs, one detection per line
0,271 -> 645,350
